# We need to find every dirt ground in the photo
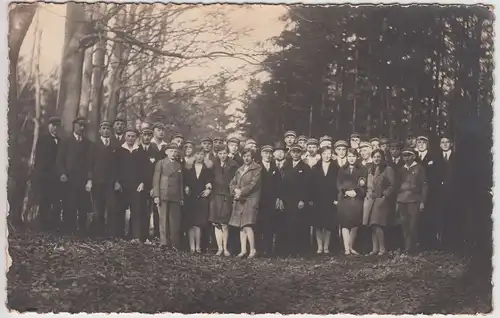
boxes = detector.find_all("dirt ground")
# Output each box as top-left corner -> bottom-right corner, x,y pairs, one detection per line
7,231 -> 492,314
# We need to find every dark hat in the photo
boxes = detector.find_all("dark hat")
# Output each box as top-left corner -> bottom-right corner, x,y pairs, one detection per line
402,148 -> 417,156
214,144 -> 228,153
124,127 -> 138,135
213,136 -> 224,142
350,132 -> 361,139
406,130 -> 415,137
171,133 -> 184,140
261,145 -> 273,153
140,127 -> 153,135
297,135 -> 308,142
273,142 -> 286,151
290,144 -> 302,152
113,117 -> 126,124
334,140 -> 348,149
359,141 -> 371,149
284,130 -> 297,138
227,137 -> 240,144
440,134 -> 453,141
152,122 -> 165,130
389,141 -> 403,149
416,135 -> 429,142
245,139 -> 257,146
73,116 -> 87,125
369,137 -> 380,143
165,142 -> 180,151
201,136 -> 213,143
48,116 -> 61,125
379,137 -> 390,145
319,135 -> 333,143
184,140 -> 194,146
100,120 -> 112,128
306,138 -> 319,146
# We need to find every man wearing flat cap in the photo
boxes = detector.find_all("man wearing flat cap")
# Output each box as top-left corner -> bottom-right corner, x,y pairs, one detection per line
170,133 -> 184,147
350,133 -> 361,150
151,123 -> 168,153
56,116 -> 92,235
405,130 -> 417,150
34,116 -> 62,231
200,136 -> 216,169
296,135 -> 308,150
227,137 -> 243,166
369,137 -> 380,151
284,130 -> 297,151
379,138 -> 390,158
303,138 -> 320,168
87,120 -> 116,237
319,135 -> 333,149
386,141 -> 404,250
112,117 -> 127,147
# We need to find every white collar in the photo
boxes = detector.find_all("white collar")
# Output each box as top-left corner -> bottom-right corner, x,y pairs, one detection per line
152,139 -> 166,146
73,133 -> 82,140
418,149 -> 428,157
141,143 -> 150,149
122,142 -> 139,153
443,149 -> 452,155
404,161 -> 417,169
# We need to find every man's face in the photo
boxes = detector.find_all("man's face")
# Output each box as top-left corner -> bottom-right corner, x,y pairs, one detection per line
298,140 -> 306,148
261,151 -> 272,163
440,138 -> 452,151
214,140 -> 222,148
217,149 -> 228,161
125,131 -> 137,146
335,146 -> 347,158
390,147 -> 401,158
194,151 -> 204,163
403,153 -> 415,165
228,142 -> 239,154
74,122 -> 85,135
407,137 -> 416,148
380,143 -> 388,152
165,148 -> 175,159
247,144 -> 257,151
416,139 -> 428,151
153,128 -> 164,140
274,149 -> 285,161
350,137 -> 361,149
290,150 -> 301,161
142,133 -> 153,144
307,144 -> 318,155
48,123 -> 59,136
171,137 -> 183,146
284,136 -> 295,146
113,121 -> 125,135
370,141 -> 380,150
202,141 -> 212,152
99,125 -> 111,138
360,147 -> 371,160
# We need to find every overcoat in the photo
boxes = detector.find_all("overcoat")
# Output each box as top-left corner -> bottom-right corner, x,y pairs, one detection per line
208,157 -> 239,224
337,164 -> 367,229
184,163 -> 213,228
310,160 -> 339,230
363,165 -> 396,226
229,162 -> 262,227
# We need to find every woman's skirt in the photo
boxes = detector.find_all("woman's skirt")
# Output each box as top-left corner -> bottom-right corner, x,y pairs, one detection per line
208,194 -> 232,224
337,198 -> 363,229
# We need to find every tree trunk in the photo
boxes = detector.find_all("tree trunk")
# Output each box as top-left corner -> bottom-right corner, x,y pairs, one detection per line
78,47 -> 93,117
56,3 -> 92,135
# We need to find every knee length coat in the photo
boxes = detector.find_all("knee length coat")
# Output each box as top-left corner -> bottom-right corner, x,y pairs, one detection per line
363,165 -> 396,226
208,158 -> 239,224
310,160 -> 339,230
337,164 -> 367,229
229,162 -> 262,228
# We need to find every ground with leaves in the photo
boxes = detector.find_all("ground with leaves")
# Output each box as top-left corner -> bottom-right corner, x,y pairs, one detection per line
7,231 -> 491,314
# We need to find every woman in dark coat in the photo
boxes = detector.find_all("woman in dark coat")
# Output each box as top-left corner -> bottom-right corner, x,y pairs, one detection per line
184,145 -> 213,253
229,148 -> 262,258
310,146 -> 339,254
337,148 -> 367,255
363,149 -> 396,256
208,144 -> 239,256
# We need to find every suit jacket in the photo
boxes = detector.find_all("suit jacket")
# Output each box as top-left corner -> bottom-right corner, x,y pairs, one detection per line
229,153 -> 244,166
281,160 -> 310,207
310,160 -> 339,209
56,134 -> 92,184
152,158 -> 184,202
89,137 -> 117,184
115,144 -> 144,190
184,163 -> 214,199
259,161 -> 282,209
110,135 -> 125,149
211,157 -> 239,196
34,132 -> 60,181
397,163 -> 428,203
137,144 -> 161,192
416,150 -> 436,192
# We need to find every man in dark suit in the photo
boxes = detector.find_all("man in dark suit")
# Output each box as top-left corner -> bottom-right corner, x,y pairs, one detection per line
137,127 -> 161,242
277,144 -> 310,257
386,141 -> 405,250
88,120 -> 116,237
111,117 -> 126,147
56,116 -> 92,235
257,145 -> 282,256
34,116 -> 62,231
227,137 -> 243,166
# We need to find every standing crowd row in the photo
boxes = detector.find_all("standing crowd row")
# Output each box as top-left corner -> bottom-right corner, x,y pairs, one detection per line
34,116 -> 458,258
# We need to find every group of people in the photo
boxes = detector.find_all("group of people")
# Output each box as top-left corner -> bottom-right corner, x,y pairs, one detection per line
34,115 -> 458,258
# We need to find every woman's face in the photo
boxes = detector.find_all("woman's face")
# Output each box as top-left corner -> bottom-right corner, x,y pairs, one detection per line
243,152 -> 253,165
261,151 -> 272,163
360,147 -> 371,160
185,144 -> 193,156
321,149 -> 332,162
194,151 -> 204,163
218,149 -> 228,161
372,152 -> 382,165
347,152 -> 357,165
371,141 -> 380,150
335,146 -> 347,158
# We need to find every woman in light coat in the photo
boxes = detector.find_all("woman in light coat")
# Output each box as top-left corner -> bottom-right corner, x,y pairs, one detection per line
363,149 -> 396,256
229,148 -> 262,258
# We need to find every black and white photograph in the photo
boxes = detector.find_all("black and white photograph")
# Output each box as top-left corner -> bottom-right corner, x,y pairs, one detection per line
5,1 -> 494,314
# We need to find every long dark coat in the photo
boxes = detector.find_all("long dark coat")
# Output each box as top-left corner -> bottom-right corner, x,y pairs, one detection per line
208,158 -> 239,224
184,163 -> 213,228
310,160 -> 339,230
337,164 -> 367,229
229,162 -> 262,227
34,132 -> 61,184
281,160 -> 310,212
363,165 -> 396,226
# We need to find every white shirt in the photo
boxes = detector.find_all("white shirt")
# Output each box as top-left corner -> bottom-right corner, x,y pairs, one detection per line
418,150 -> 428,160
292,160 -> 299,168
392,157 -> 400,164
142,144 -> 149,151
404,161 -> 417,170
262,161 -> 271,171
276,160 -> 284,169
322,161 -> 330,176
101,137 -> 110,146
337,157 -> 346,167
194,163 -> 202,179
74,133 -> 82,142
443,150 -> 452,160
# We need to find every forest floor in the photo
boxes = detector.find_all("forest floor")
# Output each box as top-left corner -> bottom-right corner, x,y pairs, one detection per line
7,231 -> 492,314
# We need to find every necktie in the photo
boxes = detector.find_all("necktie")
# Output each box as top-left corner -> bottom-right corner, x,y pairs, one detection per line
105,139 -> 109,147
445,153 -> 449,161
54,138 -> 58,145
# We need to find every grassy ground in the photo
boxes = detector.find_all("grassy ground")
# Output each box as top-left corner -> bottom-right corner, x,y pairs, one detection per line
7,231 -> 492,314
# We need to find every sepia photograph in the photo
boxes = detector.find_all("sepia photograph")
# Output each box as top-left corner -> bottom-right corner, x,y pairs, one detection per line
6,1 -> 494,314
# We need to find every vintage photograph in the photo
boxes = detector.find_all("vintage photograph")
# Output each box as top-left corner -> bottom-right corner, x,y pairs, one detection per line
6,2 -> 493,314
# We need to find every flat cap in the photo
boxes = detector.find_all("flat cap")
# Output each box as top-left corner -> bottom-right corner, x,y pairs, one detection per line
165,142 -> 180,150
124,127 -> 138,135
319,135 -> 333,143
245,139 -> 257,146
379,138 -> 390,145
416,135 -> 429,141
350,132 -> 361,139
334,140 -> 348,149
73,116 -> 87,125
289,144 -> 302,151
227,137 -> 240,144
48,116 -> 61,125
152,123 -> 165,130
214,144 -> 228,153
389,141 -> 403,148
183,140 -> 194,146
100,120 -> 112,128
171,133 -> 184,139
402,148 -> 417,156
140,127 -> 153,134
358,141 -> 371,149
369,137 -> 380,143
113,117 -> 126,123
297,135 -> 308,142
213,136 -> 224,142
284,130 -> 297,138
200,136 -> 213,143
306,138 -> 319,146
261,145 -> 274,153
